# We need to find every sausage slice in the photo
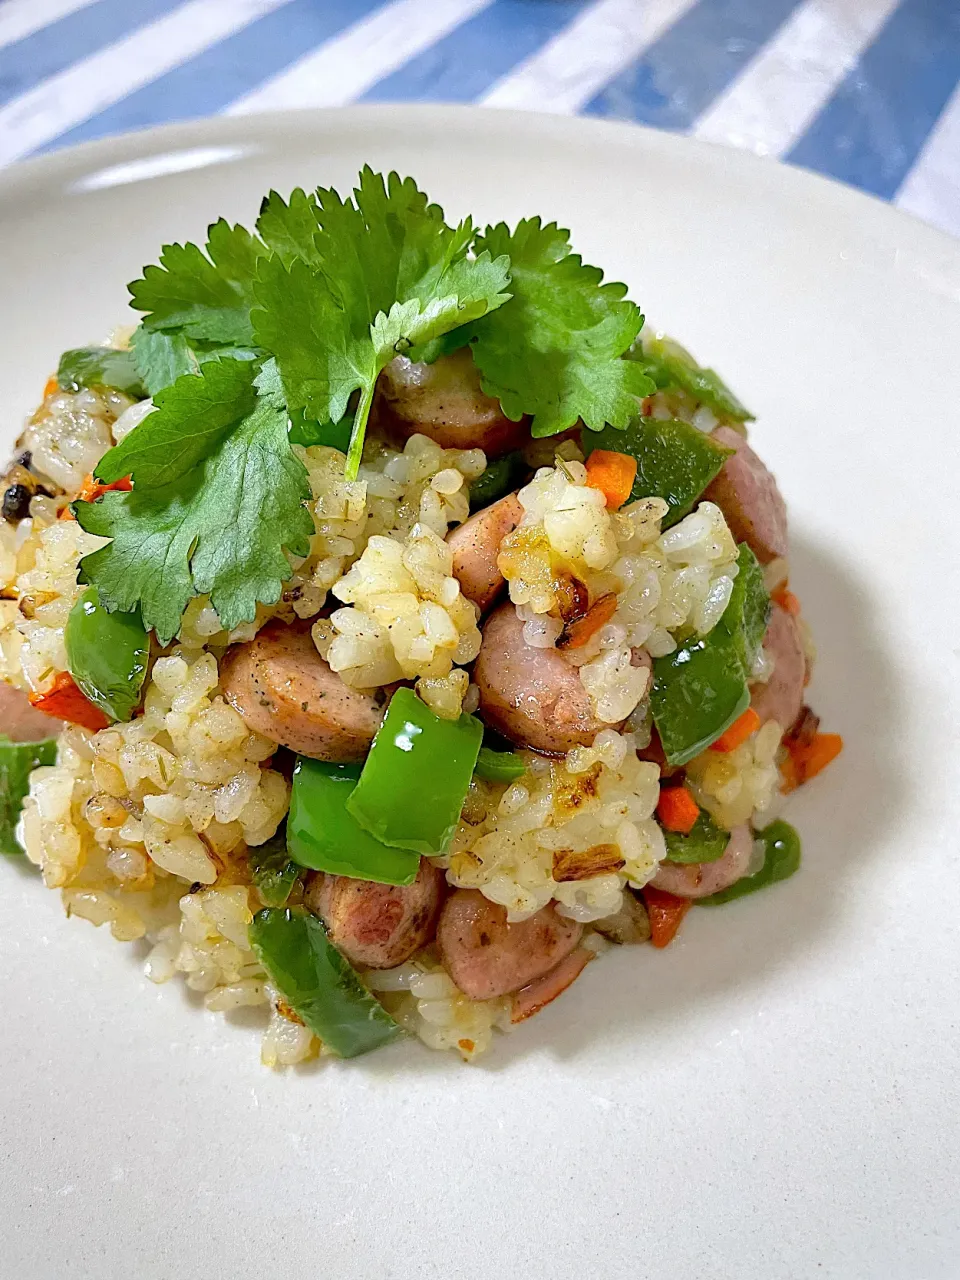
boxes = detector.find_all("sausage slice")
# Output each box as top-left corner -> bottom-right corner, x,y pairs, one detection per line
474,602 -> 613,753
304,859 -> 445,969
0,681 -> 63,741
437,888 -> 583,1000
649,824 -> 753,898
750,603 -> 805,731
220,621 -> 382,761
374,349 -> 529,457
447,492 -> 523,612
704,425 -> 788,564
511,948 -> 593,1023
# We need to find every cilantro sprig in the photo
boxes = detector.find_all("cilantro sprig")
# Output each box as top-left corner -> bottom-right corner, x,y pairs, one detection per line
78,167 -> 653,643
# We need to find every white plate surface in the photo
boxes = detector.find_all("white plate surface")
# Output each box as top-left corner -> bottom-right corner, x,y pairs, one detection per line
1,107 -> 958,1280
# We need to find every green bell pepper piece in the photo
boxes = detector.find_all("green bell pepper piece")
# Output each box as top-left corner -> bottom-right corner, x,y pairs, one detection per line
65,586 -> 149,723
346,688 -> 483,854
248,908 -> 402,1058
249,825 -> 300,907
630,335 -> 754,422
57,346 -> 145,398
662,810 -> 729,864
288,757 -> 419,885
724,543 -> 770,670
474,745 -> 525,784
0,735 -> 57,855
287,406 -> 353,451
468,452 -> 527,512
582,417 -> 731,527
697,821 -> 801,904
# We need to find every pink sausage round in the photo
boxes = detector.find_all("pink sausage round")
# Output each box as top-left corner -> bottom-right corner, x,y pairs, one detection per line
649,824 -> 754,899
437,888 -> 583,1000
447,492 -> 523,613
704,425 -> 788,564
751,603 -> 806,731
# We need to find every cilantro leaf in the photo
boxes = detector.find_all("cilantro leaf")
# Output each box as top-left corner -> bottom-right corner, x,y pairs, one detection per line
458,219 -> 653,438
130,327 -> 198,397
257,188 -> 323,267
252,168 -> 511,478
128,218 -> 267,344
75,361 -> 311,643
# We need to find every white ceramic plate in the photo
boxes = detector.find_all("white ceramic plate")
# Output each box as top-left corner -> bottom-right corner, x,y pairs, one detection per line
1,108 -> 958,1280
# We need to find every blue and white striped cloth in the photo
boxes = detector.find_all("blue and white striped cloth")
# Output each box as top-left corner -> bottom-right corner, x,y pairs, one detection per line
1,0 -> 958,237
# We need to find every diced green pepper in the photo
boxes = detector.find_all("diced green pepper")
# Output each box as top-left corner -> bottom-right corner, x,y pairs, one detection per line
724,544 -> 770,670
287,407 -> 353,451
651,542 -> 770,765
697,821 -> 801,904
582,417 -> 731,527
288,757 -> 419,885
346,688 -> 483,854
468,452 -> 527,511
248,908 -> 402,1058
65,587 -> 149,723
57,346 -> 145,398
651,631 -> 750,767
249,825 -> 300,907
0,735 -> 57,855
662,810 -> 729,864
474,745 -> 525,784
630,335 -> 754,422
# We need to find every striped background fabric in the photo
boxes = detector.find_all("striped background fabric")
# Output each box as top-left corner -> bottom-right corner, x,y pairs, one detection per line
1,0 -> 957,237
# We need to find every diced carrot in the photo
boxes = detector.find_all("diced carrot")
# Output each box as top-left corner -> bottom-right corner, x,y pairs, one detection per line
641,887 -> 691,948
29,672 -> 110,731
786,732 -> 843,788
585,449 -> 637,510
711,706 -> 761,753
42,375 -> 59,400
779,749 -> 800,794
77,473 -> 134,503
557,592 -> 618,650
656,785 -> 700,834
771,583 -> 801,615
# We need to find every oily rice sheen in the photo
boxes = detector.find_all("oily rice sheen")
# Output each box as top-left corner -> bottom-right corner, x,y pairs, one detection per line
1,173 -> 840,1066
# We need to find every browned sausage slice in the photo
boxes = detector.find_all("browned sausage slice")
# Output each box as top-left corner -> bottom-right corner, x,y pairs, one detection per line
511,947 -> 593,1023
0,681 -> 63,742
220,621 -> 382,761
649,824 -> 753,898
750,603 -> 805,731
374,348 -> 529,457
437,888 -> 583,1000
474,602 -> 613,753
304,859 -> 445,969
446,492 -> 523,612
704,425 -> 788,564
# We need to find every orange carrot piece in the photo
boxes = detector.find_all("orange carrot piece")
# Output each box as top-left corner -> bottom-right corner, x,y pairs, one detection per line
779,749 -> 800,795
42,375 -> 59,400
642,887 -> 691,949
656,785 -> 700,834
772,583 -> 801,615
77,473 -> 134,503
29,672 -> 110,732
711,706 -> 761,753
585,449 -> 637,510
557,593 -> 618,650
788,732 -> 843,786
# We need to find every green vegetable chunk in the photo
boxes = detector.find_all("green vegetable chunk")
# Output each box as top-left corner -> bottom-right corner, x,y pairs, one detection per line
651,543 -> 770,765
631,335 -> 754,422
582,417 -> 731,527
697,821 -> 801,904
64,586 -> 148,722
287,757 -> 419,885
0,735 -> 57,855
468,452 -> 527,512
57,346 -> 144,398
346,688 -> 483,854
662,811 -> 730,864
248,908 -> 402,1058
249,825 -> 300,907
286,407 -> 352,451
474,745 -> 525,784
